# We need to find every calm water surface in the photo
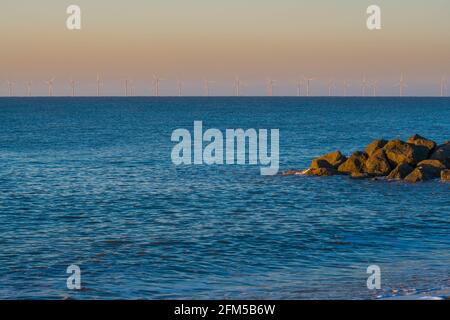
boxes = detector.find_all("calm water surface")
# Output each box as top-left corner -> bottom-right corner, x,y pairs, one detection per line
0,97 -> 449,299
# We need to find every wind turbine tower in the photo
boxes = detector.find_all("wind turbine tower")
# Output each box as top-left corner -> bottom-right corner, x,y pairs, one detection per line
96,73 -> 103,97
26,81 -> 32,97
328,80 -> 336,97
177,79 -> 183,97
7,80 -> 15,97
45,78 -> 55,97
234,76 -> 242,97
153,75 -> 163,97
361,76 -> 369,97
69,78 -> 76,97
440,76 -> 448,97
203,79 -> 215,97
304,77 -> 314,97
395,73 -> 407,97
343,81 -> 350,97
295,79 -> 303,97
266,78 -> 276,96
124,79 -> 129,97
129,79 -> 135,97
371,81 -> 378,97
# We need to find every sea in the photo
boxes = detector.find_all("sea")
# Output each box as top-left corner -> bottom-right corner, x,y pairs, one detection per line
0,97 -> 449,299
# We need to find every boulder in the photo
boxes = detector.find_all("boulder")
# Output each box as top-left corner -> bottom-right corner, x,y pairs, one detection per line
404,168 -> 430,183
387,163 -> 414,180
311,159 -> 334,169
404,164 -> 442,183
407,134 -> 436,153
310,151 -> 347,169
430,141 -> 450,168
383,140 -> 429,166
365,139 -> 388,156
338,151 -> 368,175
302,167 -> 338,177
416,159 -> 446,171
441,169 -> 450,182
364,149 -> 392,176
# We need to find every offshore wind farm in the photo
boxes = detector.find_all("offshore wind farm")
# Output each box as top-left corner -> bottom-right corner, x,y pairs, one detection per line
1,74 -> 448,97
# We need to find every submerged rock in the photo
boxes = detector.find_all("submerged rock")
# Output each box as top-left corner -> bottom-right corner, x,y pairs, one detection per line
337,151 -> 368,175
310,151 -> 347,169
407,134 -> 436,153
383,140 -> 429,166
365,139 -> 388,156
281,170 -> 304,176
441,169 -> 450,182
364,149 -> 392,176
302,167 -> 338,176
387,163 -> 414,180
350,172 -> 370,179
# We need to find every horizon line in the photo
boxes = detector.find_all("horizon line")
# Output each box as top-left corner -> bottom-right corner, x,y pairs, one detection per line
0,95 -> 449,98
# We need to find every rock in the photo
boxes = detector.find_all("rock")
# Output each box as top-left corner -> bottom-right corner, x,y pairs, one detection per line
365,139 -> 388,156
404,164 -> 442,183
387,163 -> 414,180
364,149 -> 392,176
310,151 -> 347,169
407,134 -> 436,153
337,151 -> 368,174
350,172 -> 370,179
383,140 -> 429,166
413,160 -> 445,179
311,159 -> 334,169
430,141 -> 450,168
441,169 -> 450,182
281,170 -> 304,176
417,159 -> 446,171
302,167 -> 338,177
404,168 -> 429,183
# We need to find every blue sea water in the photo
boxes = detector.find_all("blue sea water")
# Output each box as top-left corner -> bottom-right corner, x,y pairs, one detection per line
0,97 -> 449,300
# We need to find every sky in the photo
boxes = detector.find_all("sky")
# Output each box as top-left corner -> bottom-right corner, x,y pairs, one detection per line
1,0 -> 450,96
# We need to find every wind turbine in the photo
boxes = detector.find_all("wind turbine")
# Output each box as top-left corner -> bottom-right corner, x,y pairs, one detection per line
440,76 -> 448,97
295,79 -> 303,97
328,80 -> 336,97
129,79 -> 135,97
6,80 -> 15,97
96,73 -> 103,97
370,80 -> 379,97
177,79 -> 183,97
26,81 -> 32,97
394,73 -> 407,97
303,76 -> 314,97
153,74 -> 163,97
234,76 -> 243,97
123,78 -> 133,97
361,75 -> 369,97
343,80 -> 351,97
45,77 -> 55,97
266,78 -> 276,97
69,77 -> 76,97
203,79 -> 215,97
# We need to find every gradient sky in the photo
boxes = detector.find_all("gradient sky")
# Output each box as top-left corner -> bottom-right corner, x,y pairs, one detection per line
1,0 -> 450,96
